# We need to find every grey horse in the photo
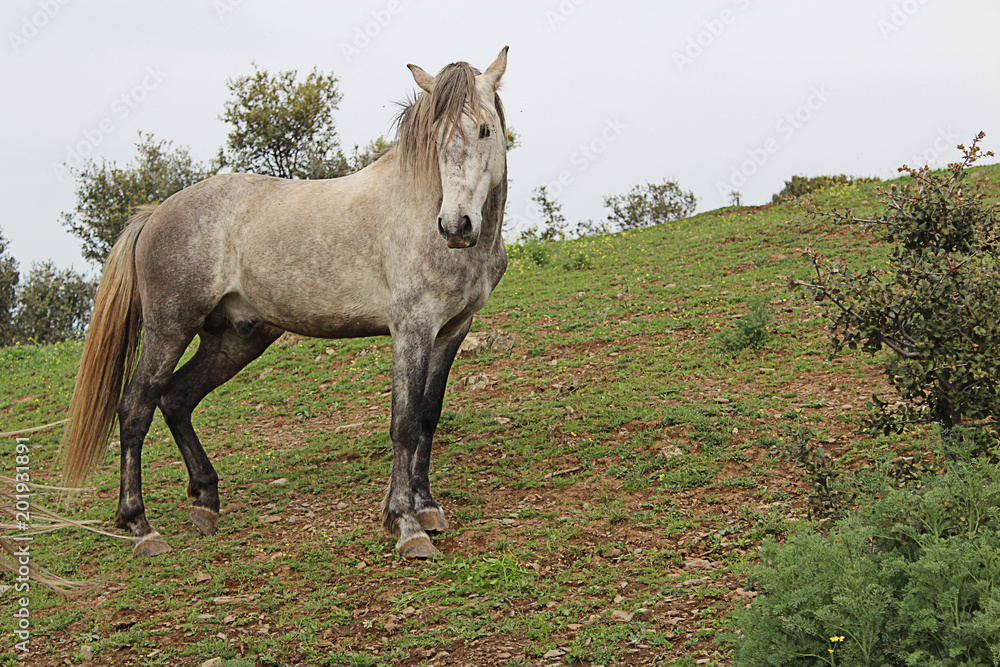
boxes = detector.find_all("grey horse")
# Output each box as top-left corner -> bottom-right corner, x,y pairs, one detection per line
61,47 -> 509,559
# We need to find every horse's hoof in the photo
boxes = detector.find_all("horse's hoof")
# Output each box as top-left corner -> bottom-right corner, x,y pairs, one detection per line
133,532 -> 171,557
189,506 -> 219,536
397,534 -> 440,559
416,508 -> 449,534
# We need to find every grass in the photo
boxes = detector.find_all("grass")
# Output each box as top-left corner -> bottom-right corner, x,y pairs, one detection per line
1,166 -> 998,666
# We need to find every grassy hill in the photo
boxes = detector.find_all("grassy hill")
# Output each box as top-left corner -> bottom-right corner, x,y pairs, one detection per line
2,164 -> 999,666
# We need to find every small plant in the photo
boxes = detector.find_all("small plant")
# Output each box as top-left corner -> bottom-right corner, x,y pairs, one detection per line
778,425 -> 856,521
717,295 -> 774,352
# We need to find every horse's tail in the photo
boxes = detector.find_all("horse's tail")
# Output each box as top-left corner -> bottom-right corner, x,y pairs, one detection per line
61,206 -> 154,489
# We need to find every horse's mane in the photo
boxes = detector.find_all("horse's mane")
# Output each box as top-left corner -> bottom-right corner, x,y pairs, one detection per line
395,61 -> 506,189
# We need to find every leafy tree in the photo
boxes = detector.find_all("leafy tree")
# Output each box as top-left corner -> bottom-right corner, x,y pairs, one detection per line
0,228 -> 19,346
217,65 -> 348,179
61,134 -> 205,265
603,178 -> 697,231
794,133 -> 998,438
13,261 -> 96,344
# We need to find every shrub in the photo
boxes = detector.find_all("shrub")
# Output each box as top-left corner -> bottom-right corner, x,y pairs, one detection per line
603,178 -> 697,231
794,133 -> 999,438
521,185 -> 569,242
560,251 -> 593,271
771,174 -> 879,202
508,240 -> 551,267
735,449 -> 1000,666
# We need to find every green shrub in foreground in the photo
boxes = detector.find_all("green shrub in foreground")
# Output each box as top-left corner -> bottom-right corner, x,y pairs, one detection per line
735,453 -> 1000,666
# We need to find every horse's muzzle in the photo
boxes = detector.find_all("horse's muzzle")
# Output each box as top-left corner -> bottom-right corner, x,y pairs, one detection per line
438,215 -> 479,248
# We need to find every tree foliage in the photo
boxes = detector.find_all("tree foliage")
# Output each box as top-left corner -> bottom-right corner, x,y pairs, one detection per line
795,133 -> 999,435
345,136 -> 392,173
14,261 -> 96,344
603,178 -> 697,231
61,134 -> 205,265
0,229 -> 19,346
217,65 -> 348,179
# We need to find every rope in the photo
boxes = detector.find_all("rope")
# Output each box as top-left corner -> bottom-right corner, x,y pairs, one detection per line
0,418 -> 68,438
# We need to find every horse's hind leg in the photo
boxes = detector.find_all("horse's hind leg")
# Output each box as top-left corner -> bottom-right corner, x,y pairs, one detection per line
116,328 -> 197,557
158,326 -> 281,537
412,320 -> 472,534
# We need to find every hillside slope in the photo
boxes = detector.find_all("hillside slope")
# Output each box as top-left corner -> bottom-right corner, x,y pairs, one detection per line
2,164 -> 998,666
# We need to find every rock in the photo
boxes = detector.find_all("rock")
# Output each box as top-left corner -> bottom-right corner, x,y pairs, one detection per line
683,558 -> 712,569
484,330 -> 514,353
660,445 -> 683,459
80,645 -> 93,661
201,659 -> 224,667
543,648 -> 566,658
269,478 -> 288,486
195,572 -> 211,584
458,335 -> 485,357
611,610 -> 634,622
455,372 -> 490,391
259,515 -> 281,524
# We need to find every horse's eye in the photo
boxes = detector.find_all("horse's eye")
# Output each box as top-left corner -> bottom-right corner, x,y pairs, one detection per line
479,124 -> 491,139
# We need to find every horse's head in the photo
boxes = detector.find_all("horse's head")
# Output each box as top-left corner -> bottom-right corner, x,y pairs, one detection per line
406,47 -> 508,249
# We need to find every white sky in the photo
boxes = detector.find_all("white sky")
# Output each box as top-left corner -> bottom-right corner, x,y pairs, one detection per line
1,0 -> 998,275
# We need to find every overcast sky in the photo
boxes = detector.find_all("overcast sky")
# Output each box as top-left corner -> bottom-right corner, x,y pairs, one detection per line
1,0 -> 998,275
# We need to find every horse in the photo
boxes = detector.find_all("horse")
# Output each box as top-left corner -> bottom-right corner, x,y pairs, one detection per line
60,47 -> 510,559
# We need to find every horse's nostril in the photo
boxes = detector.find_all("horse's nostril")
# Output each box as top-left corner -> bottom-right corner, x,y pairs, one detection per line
461,215 -> 472,236
438,218 -> 445,237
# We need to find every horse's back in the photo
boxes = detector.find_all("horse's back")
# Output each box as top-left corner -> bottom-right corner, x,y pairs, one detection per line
133,171 -> 401,338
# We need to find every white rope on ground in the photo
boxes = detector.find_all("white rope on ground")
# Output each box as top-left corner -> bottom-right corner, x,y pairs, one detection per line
0,418 -> 68,438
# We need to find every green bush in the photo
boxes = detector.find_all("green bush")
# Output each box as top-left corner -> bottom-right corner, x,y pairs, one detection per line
794,134 -> 999,437
603,178 -> 697,231
771,174 -> 879,202
735,450 -> 1000,666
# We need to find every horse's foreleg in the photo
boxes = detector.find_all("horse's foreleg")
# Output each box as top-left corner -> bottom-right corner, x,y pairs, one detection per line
383,324 -> 438,558
412,319 -> 472,534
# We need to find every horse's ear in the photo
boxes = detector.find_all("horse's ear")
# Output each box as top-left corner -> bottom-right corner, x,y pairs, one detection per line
479,46 -> 508,90
407,64 -> 435,93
